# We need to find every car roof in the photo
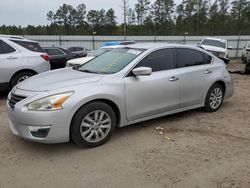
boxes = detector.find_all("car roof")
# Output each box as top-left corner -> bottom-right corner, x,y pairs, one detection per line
43,47 -> 65,50
125,42 -> 189,50
203,37 -> 226,43
122,43 -> 212,55
0,35 -> 24,39
67,46 -> 85,48
0,35 -> 38,43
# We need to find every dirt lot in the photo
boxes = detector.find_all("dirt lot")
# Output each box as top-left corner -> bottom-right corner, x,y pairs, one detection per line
0,60 -> 250,188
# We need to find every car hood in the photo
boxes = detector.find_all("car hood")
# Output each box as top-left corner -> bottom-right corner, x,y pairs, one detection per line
67,56 -> 94,65
199,45 -> 226,52
16,68 -> 103,92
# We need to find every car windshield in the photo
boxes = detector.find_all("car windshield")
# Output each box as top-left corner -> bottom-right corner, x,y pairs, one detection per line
201,39 -> 226,48
76,48 -> 145,74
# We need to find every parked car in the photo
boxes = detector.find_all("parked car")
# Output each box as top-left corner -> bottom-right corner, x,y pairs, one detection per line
245,56 -> 250,74
66,45 -> 124,67
241,41 -> 250,63
43,47 -> 77,69
0,35 -> 50,91
198,37 -> 232,64
7,43 -> 233,147
67,46 -> 88,57
101,41 -> 136,47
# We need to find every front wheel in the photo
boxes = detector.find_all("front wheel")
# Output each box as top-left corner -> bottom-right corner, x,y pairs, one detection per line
204,83 -> 224,112
10,71 -> 35,89
71,102 -> 116,147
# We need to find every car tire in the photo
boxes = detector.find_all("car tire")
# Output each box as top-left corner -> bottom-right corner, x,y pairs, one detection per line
10,71 -> 35,89
204,83 -> 224,112
71,102 -> 116,147
243,58 -> 246,64
224,59 -> 230,65
245,64 -> 250,74
241,56 -> 245,62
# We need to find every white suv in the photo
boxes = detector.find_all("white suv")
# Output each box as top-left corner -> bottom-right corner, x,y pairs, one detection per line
198,37 -> 232,64
0,35 -> 50,91
242,41 -> 250,63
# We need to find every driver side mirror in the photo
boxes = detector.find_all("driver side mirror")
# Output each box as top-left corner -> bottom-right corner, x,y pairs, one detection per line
227,46 -> 233,50
132,67 -> 152,76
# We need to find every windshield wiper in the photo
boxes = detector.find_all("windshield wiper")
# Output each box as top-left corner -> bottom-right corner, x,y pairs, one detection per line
78,69 -> 99,74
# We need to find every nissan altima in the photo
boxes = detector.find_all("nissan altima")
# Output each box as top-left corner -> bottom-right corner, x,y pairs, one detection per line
7,43 -> 234,147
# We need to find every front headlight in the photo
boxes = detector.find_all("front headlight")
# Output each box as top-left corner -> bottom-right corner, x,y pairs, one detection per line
27,92 -> 73,111
219,51 -> 226,58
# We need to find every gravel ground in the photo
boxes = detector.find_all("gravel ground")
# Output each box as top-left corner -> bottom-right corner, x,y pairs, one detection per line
0,60 -> 250,188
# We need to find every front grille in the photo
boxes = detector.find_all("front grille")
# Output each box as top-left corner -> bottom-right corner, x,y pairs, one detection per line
9,93 -> 26,109
207,50 -> 220,57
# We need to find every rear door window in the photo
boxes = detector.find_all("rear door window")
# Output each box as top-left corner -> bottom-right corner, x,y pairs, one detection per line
176,48 -> 204,68
0,40 -> 16,54
75,47 -> 83,51
203,53 -> 213,64
67,47 -> 74,52
10,40 -> 43,52
135,49 -> 175,72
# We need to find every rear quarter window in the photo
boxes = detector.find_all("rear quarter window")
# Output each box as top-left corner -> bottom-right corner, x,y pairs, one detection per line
10,40 -> 43,52
203,53 -> 213,64
0,40 -> 16,54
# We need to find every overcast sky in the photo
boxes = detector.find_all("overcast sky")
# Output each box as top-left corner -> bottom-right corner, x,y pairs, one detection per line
0,0 -> 168,26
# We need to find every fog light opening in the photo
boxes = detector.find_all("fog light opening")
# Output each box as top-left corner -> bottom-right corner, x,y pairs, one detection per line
28,126 -> 51,138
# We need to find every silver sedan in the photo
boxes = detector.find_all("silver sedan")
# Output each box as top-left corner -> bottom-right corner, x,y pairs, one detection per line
7,43 -> 234,147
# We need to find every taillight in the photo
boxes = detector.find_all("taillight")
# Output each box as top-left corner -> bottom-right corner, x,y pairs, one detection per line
41,54 -> 49,61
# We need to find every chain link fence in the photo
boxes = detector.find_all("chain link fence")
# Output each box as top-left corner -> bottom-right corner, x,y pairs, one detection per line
23,35 -> 250,58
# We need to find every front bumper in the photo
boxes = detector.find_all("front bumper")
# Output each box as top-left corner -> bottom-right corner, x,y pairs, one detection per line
223,71 -> 234,100
7,89 -> 71,144
224,80 -> 234,100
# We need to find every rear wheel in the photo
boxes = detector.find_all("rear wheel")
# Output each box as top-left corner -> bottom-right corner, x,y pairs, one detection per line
71,102 -> 116,147
245,64 -> 250,74
204,83 -> 224,112
10,71 -> 35,89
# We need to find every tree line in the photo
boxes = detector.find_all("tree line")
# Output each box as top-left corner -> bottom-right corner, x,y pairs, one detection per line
0,0 -> 250,36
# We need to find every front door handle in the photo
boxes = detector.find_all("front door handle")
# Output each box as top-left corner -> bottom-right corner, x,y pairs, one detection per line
204,70 -> 212,74
7,56 -> 17,59
169,76 -> 179,81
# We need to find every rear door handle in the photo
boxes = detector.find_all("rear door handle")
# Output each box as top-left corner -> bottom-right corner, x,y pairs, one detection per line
169,76 -> 179,81
7,56 -> 17,59
204,70 -> 212,74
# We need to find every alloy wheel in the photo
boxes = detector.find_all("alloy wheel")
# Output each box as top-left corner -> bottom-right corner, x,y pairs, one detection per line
17,75 -> 30,83
209,87 -> 223,110
80,110 -> 112,143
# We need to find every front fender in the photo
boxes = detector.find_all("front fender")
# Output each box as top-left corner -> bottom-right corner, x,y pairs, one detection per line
62,82 -> 126,128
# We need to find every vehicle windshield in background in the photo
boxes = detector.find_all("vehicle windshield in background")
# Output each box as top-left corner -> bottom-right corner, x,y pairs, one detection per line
200,39 -> 226,48
90,48 -> 110,57
10,40 -> 44,52
77,48 -> 145,74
